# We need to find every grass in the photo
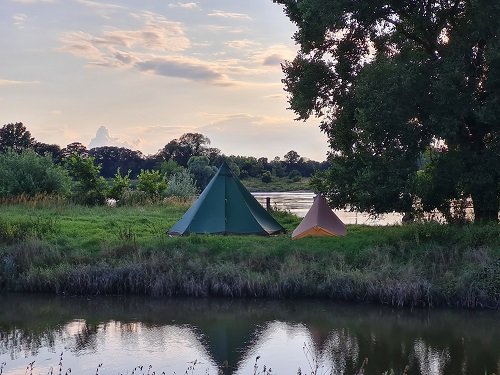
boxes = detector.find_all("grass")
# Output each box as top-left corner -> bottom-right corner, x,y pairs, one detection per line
0,200 -> 499,308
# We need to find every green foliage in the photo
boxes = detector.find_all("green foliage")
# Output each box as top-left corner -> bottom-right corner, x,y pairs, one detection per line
225,159 -> 240,177
0,216 -> 59,244
159,133 -> 211,166
0,149 -> 71,197
288,169 -> 302,182
0,202 -> 498,307
187,155 -> 217,190
65,154 -> 109,205
261,171 -> 272,183
166,169 -> 198,199
108,168 -> 131,201
0,122 -> 34,153
137,169 -> 167,199
89,146 -> 143,179
159,159 -> 183,178
277,0 -> 500,222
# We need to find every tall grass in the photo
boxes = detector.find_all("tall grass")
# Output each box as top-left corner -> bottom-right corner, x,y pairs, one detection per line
0,201 -> 499,308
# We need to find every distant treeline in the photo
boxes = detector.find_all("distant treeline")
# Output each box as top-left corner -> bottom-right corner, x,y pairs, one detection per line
0,122 -> 329,180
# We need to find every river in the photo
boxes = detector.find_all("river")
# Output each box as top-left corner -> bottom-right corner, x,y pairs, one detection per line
252,192 -> 402,225
0,295 -> 498,375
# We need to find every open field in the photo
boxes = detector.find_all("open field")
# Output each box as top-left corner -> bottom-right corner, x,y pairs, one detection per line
0,200 -> 499,308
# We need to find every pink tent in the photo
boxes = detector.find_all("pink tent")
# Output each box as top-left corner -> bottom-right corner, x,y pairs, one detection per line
292,194 -> 347,239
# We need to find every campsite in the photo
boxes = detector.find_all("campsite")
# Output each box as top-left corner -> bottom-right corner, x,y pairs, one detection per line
1,145 -> 498,374
1,190 -> 499,374
2,0 -> 500,373
1,190 -> 498,306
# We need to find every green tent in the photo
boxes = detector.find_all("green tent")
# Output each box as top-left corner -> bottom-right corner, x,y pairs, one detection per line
168,161 -> 285,235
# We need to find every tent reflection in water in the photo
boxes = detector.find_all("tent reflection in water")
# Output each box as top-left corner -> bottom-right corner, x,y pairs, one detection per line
292,194 -> 346,239
168,161 -> 285,236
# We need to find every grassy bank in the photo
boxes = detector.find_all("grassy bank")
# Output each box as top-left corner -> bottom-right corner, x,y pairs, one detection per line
0,201 -> 499,308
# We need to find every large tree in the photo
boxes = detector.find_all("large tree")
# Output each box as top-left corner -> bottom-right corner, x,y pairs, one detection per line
275,0 -> 500,222
89,146 -> 144,178
158,133 -> 211,166
0,122 -> 34,153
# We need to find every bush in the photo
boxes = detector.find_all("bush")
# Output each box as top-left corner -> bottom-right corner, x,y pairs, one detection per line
0,149 -> 71,197
288,169 -> 302,182
261,171 -> 272,183
187,156 -> 217,190
137,170 -> 167,199
109,168 -> 131,201
159,160 -> 183,178
64,154 -> 109,205
166,169 -> 198,199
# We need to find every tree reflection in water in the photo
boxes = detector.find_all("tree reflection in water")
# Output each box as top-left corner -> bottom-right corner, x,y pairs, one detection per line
0,295 -> 499,375
413,339 -> 450,375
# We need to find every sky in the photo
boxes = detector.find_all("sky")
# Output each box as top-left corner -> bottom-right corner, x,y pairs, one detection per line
0,0 -> 329,161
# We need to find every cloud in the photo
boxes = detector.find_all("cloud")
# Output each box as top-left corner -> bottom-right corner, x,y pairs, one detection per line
135,56 -> 231,85
59,31 -> 109,63
253,44 -> 297,67
89,126 -> 141,149
127,125 -> 196,152
76,0 -> 125,18
76,0 -> 123,10
199,113 -> 328,160
0,79 -> 40,86
58,10 -> 256,86
264,94 -> 287,100
9,0 -> 55,3
263,53 -> 284,66
168,2 -> 200,10
202,25 -> 244,34
59,12 -> 190,65
225,39 -> 260,50
208,11 -> 252,20
12,13 -> 27,28
57,10 -> 293,87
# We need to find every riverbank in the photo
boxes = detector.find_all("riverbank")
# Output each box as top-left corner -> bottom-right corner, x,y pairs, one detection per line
0,202 -> 499,308
242,176 -> 312,192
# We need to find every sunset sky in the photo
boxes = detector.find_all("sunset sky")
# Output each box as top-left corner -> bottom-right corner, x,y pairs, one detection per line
0,0 -> 329,160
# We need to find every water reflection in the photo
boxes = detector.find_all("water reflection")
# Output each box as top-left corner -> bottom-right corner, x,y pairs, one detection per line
414,339 -> 450,375
0,295 -> 498,375
251,192 -> 402,224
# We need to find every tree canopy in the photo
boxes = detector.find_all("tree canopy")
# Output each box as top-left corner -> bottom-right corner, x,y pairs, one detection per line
0,122 -> 329,203
275,0 -> 500,222
0,122 -> 34,153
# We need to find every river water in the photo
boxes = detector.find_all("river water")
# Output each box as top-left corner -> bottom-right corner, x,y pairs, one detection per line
0,295 -> 498,375
252,192 -> 402,225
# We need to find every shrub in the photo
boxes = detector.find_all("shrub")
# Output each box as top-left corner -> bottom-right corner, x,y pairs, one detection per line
187,156 -> 217,190
109,168 -> 131,201
64,154 -> 109,205
166,169 -> 198,199
159,160 -> 183,178
261,171 -> 272,183
137,170 -> 167,199
288,169 -> 302,182
0,149 -> 71,197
